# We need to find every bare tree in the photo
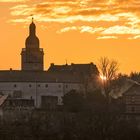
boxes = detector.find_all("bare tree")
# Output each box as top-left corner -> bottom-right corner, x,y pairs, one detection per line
98,57 -> 119,102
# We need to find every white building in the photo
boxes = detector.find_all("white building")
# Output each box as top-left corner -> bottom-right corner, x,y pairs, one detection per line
0,71 -> 84,107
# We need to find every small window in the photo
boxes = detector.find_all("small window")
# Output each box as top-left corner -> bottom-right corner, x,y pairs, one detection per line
59,85 -> 61,88
29,84 -> 32,88
38,84 -> 41,87
13,91 -> 22,98
14,84 -> 17,88
45,84 -> 48,88
131,106 -> 135,112
65,85 -> 68,88
131,97 -> 135,103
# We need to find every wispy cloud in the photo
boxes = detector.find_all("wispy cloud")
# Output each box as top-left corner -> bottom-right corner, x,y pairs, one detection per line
97,36 -> 118,40
102,25 -> 140,35
57,26 -> 104,34
0,0 -> 28,2
10,5 -> 34,16
57,26 -> 77,33
9,0 -> 140,24
7,0 -> 140,39
128,35 -> 140,40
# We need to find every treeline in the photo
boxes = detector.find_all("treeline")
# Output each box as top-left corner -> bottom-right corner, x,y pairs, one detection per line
0,89 -> 140,140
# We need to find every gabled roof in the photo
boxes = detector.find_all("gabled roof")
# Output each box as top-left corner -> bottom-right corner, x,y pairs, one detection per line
48,63 -> 99,76
0,95 -> 8,107
123,83 -> 140,96
0,70 -> 83,83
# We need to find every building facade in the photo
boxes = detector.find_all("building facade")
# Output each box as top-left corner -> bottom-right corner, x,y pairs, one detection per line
0,71 -> 84,107
123,83 -> 140,114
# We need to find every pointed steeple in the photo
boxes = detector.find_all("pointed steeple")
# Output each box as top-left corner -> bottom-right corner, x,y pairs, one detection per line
29,17 -> 36,36
25,18 -> 39,49
21,18 -> 44,71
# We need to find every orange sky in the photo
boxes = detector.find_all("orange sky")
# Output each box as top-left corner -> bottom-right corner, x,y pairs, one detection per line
0,0 -> 140,74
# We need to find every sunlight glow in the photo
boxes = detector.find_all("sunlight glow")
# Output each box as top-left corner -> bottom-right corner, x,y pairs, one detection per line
100,75 -> 107,81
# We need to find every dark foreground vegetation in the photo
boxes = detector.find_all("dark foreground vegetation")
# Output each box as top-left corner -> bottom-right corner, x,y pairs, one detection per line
0,89 -> 140,140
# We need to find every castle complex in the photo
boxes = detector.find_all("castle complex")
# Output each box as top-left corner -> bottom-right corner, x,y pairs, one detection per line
0,20 -> 99,108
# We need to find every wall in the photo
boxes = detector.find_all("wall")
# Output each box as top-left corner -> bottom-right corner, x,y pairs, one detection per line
0,82 -> 83,108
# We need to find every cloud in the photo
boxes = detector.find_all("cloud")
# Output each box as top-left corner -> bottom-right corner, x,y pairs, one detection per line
9,0 -> 140,24
97,36 -> 118,39
52,6 -> 72,14
57,24 -> 140,37
9,8 -> 120,23
102,25 -> 140,35
57,26 -> 77,33
128,35 -> 140,40
7,0 -> 140,39
8,0 -> 140,17
0,0 -> 28,2
80,26 -> 104,33
10,5 -> 35,16
57,26 -> 104,34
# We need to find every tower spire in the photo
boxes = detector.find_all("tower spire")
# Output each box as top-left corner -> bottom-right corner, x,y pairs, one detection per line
29,17 -> 36,36
21,19 -> 44,71
25,17 -> 39,49
32,16 -> 34,23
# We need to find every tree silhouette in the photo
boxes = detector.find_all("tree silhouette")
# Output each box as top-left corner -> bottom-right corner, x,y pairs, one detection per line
98,57 -> 119,102
63,90 -> 85,112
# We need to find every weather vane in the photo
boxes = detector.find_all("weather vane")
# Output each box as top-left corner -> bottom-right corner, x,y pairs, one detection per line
32,17 -> 34,22
30,14 -> 34,22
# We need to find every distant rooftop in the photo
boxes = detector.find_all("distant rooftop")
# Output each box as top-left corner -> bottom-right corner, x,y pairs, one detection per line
48,63 -> 99,76
0,95 -> 8,107
123,82 -> 140,96
0,70 -> 83,83
0,63 -> 99,83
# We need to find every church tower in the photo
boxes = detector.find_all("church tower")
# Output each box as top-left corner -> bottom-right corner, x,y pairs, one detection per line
21,19 -> 44,71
